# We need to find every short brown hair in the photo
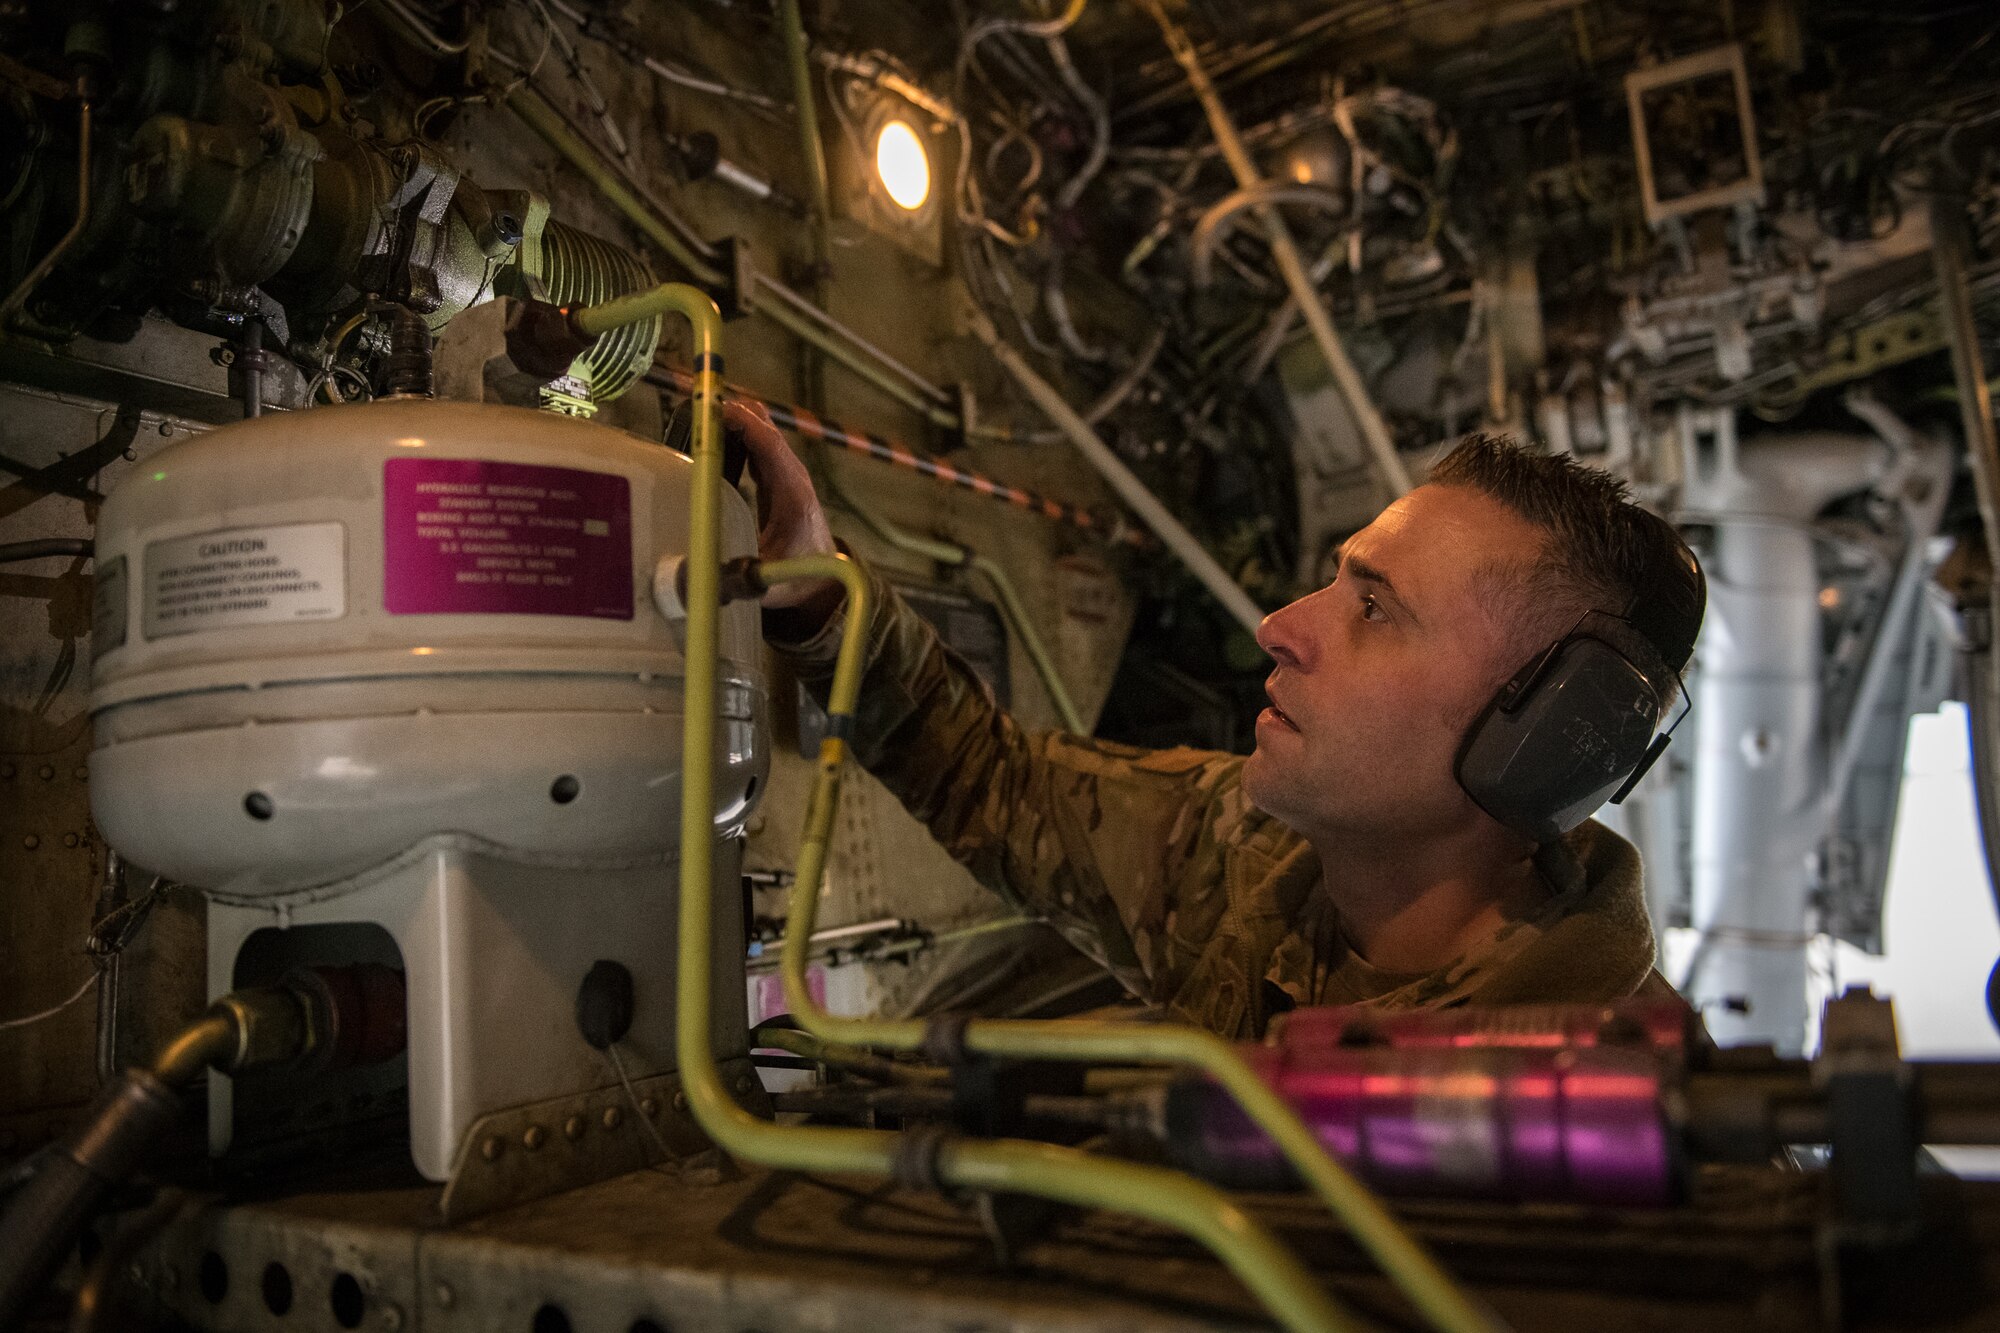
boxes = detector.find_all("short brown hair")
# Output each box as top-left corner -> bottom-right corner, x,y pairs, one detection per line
1425,433 -> 1675,656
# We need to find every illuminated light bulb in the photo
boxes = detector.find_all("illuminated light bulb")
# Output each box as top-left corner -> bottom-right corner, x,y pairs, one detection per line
874,119 -> 930,212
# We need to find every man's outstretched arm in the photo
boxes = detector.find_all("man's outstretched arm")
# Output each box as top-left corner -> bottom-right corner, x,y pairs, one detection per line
735,400 -> 1247,1009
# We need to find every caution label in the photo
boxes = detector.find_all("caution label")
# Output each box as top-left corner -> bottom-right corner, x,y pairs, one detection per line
142,522 -> 346,638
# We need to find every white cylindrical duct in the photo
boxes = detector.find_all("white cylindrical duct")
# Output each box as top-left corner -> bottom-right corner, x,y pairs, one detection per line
1681,416 -> 1891,1051
1686,518 -> 1825,1049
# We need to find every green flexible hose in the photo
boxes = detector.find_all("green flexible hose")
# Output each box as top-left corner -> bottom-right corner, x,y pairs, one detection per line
665,282 -> 1359,1333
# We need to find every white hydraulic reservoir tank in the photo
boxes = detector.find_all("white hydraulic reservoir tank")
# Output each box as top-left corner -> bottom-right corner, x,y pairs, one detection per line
85,398 -> 768,897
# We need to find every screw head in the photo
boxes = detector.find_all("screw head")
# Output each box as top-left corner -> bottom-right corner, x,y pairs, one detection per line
672,1090 -> 688,1112
601,1106 -> 624,1131
735,1073 -> 757,1096
72,765 -> 88,780
22,835 -> 38,850
480,1135 -> 504,1162
62,833 -> 77,848
563,1114 -> 586,1141
380,1301 -> 404,1330
522,1125 -> 546,1150
37,765 -> 54,780
640,1097 -> 659,1117
434,1282 -> 455,1309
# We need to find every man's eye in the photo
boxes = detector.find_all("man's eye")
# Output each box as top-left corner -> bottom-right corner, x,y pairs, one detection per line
1360,594 -> 1387,623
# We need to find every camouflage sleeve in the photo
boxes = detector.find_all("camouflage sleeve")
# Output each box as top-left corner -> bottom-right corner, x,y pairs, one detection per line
769,554 -> 1244,1007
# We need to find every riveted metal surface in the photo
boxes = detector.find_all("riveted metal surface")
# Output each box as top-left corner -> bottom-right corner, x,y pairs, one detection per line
108,1155 -> 1995,1333
138,1188 -> 425,1333
437,1059 -> 760,1222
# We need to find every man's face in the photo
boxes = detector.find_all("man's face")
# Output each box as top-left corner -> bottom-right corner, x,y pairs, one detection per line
1243,484 -> 1550,842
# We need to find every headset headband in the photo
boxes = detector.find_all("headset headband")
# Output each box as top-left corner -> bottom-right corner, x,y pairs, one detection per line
1620,510 -> 1706,676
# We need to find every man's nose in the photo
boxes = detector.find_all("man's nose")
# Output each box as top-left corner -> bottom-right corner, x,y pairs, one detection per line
1256,595 -> 1313,670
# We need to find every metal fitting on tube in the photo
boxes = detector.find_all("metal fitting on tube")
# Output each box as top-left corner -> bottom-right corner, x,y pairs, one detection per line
502,297 -> 600,382
381,306 -> 435,398
717,556 -> 769,606
287,962 -> 409,1074
0,972 -> 369,1329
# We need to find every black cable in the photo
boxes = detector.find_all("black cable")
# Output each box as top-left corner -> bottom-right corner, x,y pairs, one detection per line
0,1071 -> 182,1329
0,538 -> 91,564
0,1145 -> 51,1201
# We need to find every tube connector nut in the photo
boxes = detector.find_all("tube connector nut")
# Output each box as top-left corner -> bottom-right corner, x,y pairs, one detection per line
503,298 -> 599,382
212,985 -> 313,1073
717,556 -> 768,605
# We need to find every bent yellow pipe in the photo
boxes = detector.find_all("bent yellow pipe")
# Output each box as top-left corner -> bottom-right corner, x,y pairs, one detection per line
665,282 -> 1358,1333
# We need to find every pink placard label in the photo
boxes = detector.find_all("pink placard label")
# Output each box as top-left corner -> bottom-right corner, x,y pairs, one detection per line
383,457 -> 633,618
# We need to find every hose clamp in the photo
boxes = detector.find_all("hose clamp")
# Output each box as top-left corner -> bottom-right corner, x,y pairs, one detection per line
921,1011 -> 974,1067
891,1122 -> 954,1194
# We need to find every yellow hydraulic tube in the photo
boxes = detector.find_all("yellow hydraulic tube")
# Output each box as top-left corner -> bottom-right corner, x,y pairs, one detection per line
667,282 -> 1360,1333
760,569 -> 1495,1333
753,1026 -> 948,1086
570,284 -> 688,340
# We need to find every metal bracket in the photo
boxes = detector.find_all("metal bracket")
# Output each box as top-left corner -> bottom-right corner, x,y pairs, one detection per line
0,404 -> 137,522
713,236 -> 755,321
1757,306 -> 1948,415
1625,44 -> 1766,226
437,1057 -> 764,1222
1814,986 -> 1920,1246
948,382 -> 977,453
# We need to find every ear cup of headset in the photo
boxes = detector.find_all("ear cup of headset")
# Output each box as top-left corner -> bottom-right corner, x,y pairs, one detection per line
1455,637 -> 1665,844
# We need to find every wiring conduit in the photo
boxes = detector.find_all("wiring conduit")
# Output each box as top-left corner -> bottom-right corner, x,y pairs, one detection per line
1139,0 -> 1413,498
777,0 -> 833,261
971,309 -> 1268,636
826,478 -> 1087,732
510,85 -> 956,424
0,92 -> 90,329
648,363 -> 1145,546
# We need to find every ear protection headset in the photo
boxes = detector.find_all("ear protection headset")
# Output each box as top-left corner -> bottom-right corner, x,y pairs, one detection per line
1453,514 -> 1706,844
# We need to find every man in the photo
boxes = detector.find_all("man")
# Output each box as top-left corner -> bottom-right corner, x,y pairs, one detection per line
736,403 -> 1703,1038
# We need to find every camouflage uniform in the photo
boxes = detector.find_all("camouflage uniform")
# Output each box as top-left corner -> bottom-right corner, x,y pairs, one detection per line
772,556 -> 1662,1040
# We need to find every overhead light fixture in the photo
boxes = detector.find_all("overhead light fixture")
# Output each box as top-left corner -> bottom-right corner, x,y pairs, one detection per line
874,119 -> 930,212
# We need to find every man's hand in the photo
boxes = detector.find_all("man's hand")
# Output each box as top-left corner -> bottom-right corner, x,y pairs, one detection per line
726,397 -> 842,614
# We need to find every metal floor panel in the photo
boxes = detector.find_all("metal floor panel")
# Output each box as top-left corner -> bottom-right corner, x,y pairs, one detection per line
97,1161 -> 2000,1333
